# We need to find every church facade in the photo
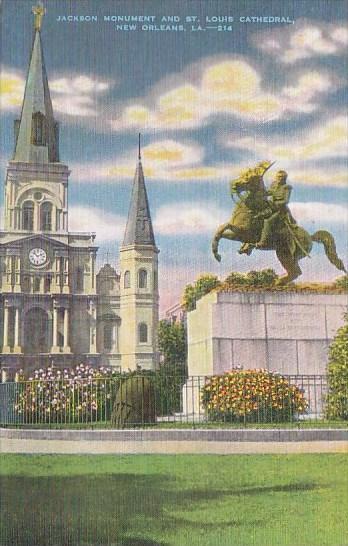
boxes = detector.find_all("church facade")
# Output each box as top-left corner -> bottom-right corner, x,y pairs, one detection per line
0,9 -> 159,375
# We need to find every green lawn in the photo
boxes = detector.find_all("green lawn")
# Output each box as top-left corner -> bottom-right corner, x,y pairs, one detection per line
1,454 -> 347,546
4,420 -> 347,429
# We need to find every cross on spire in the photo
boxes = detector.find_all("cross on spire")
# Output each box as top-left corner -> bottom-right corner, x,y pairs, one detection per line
138,133 -> 141,161
32,3 -> 45,31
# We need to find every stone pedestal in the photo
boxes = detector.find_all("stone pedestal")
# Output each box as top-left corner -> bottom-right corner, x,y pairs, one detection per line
183,290 -> 347,417
187,291 -> 347,376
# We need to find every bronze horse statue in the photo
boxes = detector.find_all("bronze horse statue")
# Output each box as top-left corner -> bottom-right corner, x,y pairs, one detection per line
212,162 -> 346,284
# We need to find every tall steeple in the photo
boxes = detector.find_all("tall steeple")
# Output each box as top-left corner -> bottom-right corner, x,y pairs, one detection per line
122,134 -> 156,247
13,3 -> 59,163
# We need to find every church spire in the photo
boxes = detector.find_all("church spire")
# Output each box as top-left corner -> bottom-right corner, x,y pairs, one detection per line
122,135 -> 156,247
13,3 -> 59,163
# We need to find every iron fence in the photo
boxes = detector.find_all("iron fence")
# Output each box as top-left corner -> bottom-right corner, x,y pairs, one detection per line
0,373 -> 342,428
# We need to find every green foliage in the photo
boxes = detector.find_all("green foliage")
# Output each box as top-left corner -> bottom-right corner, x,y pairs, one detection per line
111,375 -> 156,427
334,274 -> 348,291
326,313 -> 348,420
111,366 -> 186,421
154,364 -> 186,416
157,320 -> 187,414
15,364 -> 118,423
158,319 -> 187,366
182,274 -> 221,311
225,268 -> 278,287
201,369 -> 308,423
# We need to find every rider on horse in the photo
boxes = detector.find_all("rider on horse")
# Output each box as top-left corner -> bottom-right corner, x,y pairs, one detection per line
255,170 -> 297,250
213,161 -> 346,283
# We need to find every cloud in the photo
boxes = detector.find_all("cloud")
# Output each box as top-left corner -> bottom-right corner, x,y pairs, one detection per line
290,202 -> 348,225
280,72 -> 333,114
69,206 -> 126,243
0,67 -> 25,110
256,22 -> 348,63
70,138 -> 246,184
0,206 -> 3,228
142,140 -> 203,166
0,66 -> 112,117
169,166 -> 236,181
226,115 -> 348,168
51,74 -> 112,117
70,139 -> 204,182
110,57 -> 338,130
154,202 -> 226,235
289,168 -> 347,188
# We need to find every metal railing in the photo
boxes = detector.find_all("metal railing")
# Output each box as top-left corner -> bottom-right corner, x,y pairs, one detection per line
0,373 -> 342,428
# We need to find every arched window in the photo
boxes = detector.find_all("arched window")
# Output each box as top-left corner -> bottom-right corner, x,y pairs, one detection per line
103,323 -> 113,352
138,269 -> 147,289
33,277 -> 41,292
44,275 -> 52,293
21,275 -> 31,292
40,202 -> 52,231
124,270 -> 130,289
138,322 -> 148,343
31,112 -> 46,146
22,201 -> 34,230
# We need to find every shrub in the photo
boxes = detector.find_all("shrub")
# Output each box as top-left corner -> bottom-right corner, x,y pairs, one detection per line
201,369 -> 308,423
326,313 -> 348,420
15,364 -> 119,423
334,274 -> 348,291
182,274 -> 221,311
111,375 -> 156,427
224,269 -> 278,287
224,271 -> 249,286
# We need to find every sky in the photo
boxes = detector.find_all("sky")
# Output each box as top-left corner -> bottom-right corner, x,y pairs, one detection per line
0,0 -> 347,312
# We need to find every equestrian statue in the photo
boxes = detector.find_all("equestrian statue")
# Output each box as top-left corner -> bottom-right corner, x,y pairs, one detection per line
212,161 -> 346,284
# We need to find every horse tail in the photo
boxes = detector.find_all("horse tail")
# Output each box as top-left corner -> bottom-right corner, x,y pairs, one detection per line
311,230 -> 347,272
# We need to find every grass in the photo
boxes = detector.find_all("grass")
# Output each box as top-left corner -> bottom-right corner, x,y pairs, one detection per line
1,454 -> 348,546
3,420 -> 347,429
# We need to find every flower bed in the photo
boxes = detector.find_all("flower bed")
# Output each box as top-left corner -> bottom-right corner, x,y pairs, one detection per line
201,369 -> 308,423
15,365 -> 119,423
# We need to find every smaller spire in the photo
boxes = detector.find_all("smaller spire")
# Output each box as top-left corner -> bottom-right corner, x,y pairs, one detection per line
32,3 -> 45,32
122,137 -> 156,247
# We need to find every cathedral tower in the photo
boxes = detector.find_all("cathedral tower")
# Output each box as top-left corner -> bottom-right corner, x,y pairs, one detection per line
1,5 -> 159,375
4,4 -> 67,234
119,137 -> 159,370
0,6 -> 98,370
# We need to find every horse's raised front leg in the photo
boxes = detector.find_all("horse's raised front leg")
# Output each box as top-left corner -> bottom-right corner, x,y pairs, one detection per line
275,248 -> 302,285
212,223 -> 237,262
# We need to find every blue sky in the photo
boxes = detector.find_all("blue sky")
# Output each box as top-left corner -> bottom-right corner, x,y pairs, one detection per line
1,0 -> 347,311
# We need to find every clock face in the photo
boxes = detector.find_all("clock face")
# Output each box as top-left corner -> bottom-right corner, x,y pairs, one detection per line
29,247 -> 47,266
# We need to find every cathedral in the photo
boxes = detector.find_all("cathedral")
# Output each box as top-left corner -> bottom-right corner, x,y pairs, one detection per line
0,7 -> 159,375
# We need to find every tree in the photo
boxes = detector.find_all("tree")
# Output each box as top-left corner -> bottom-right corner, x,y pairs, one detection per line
326,313 -> 348,420
182,274 -> 221,311
157,320 -> 187,411
335,274 -> 348,291
158,319 -> 187,368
